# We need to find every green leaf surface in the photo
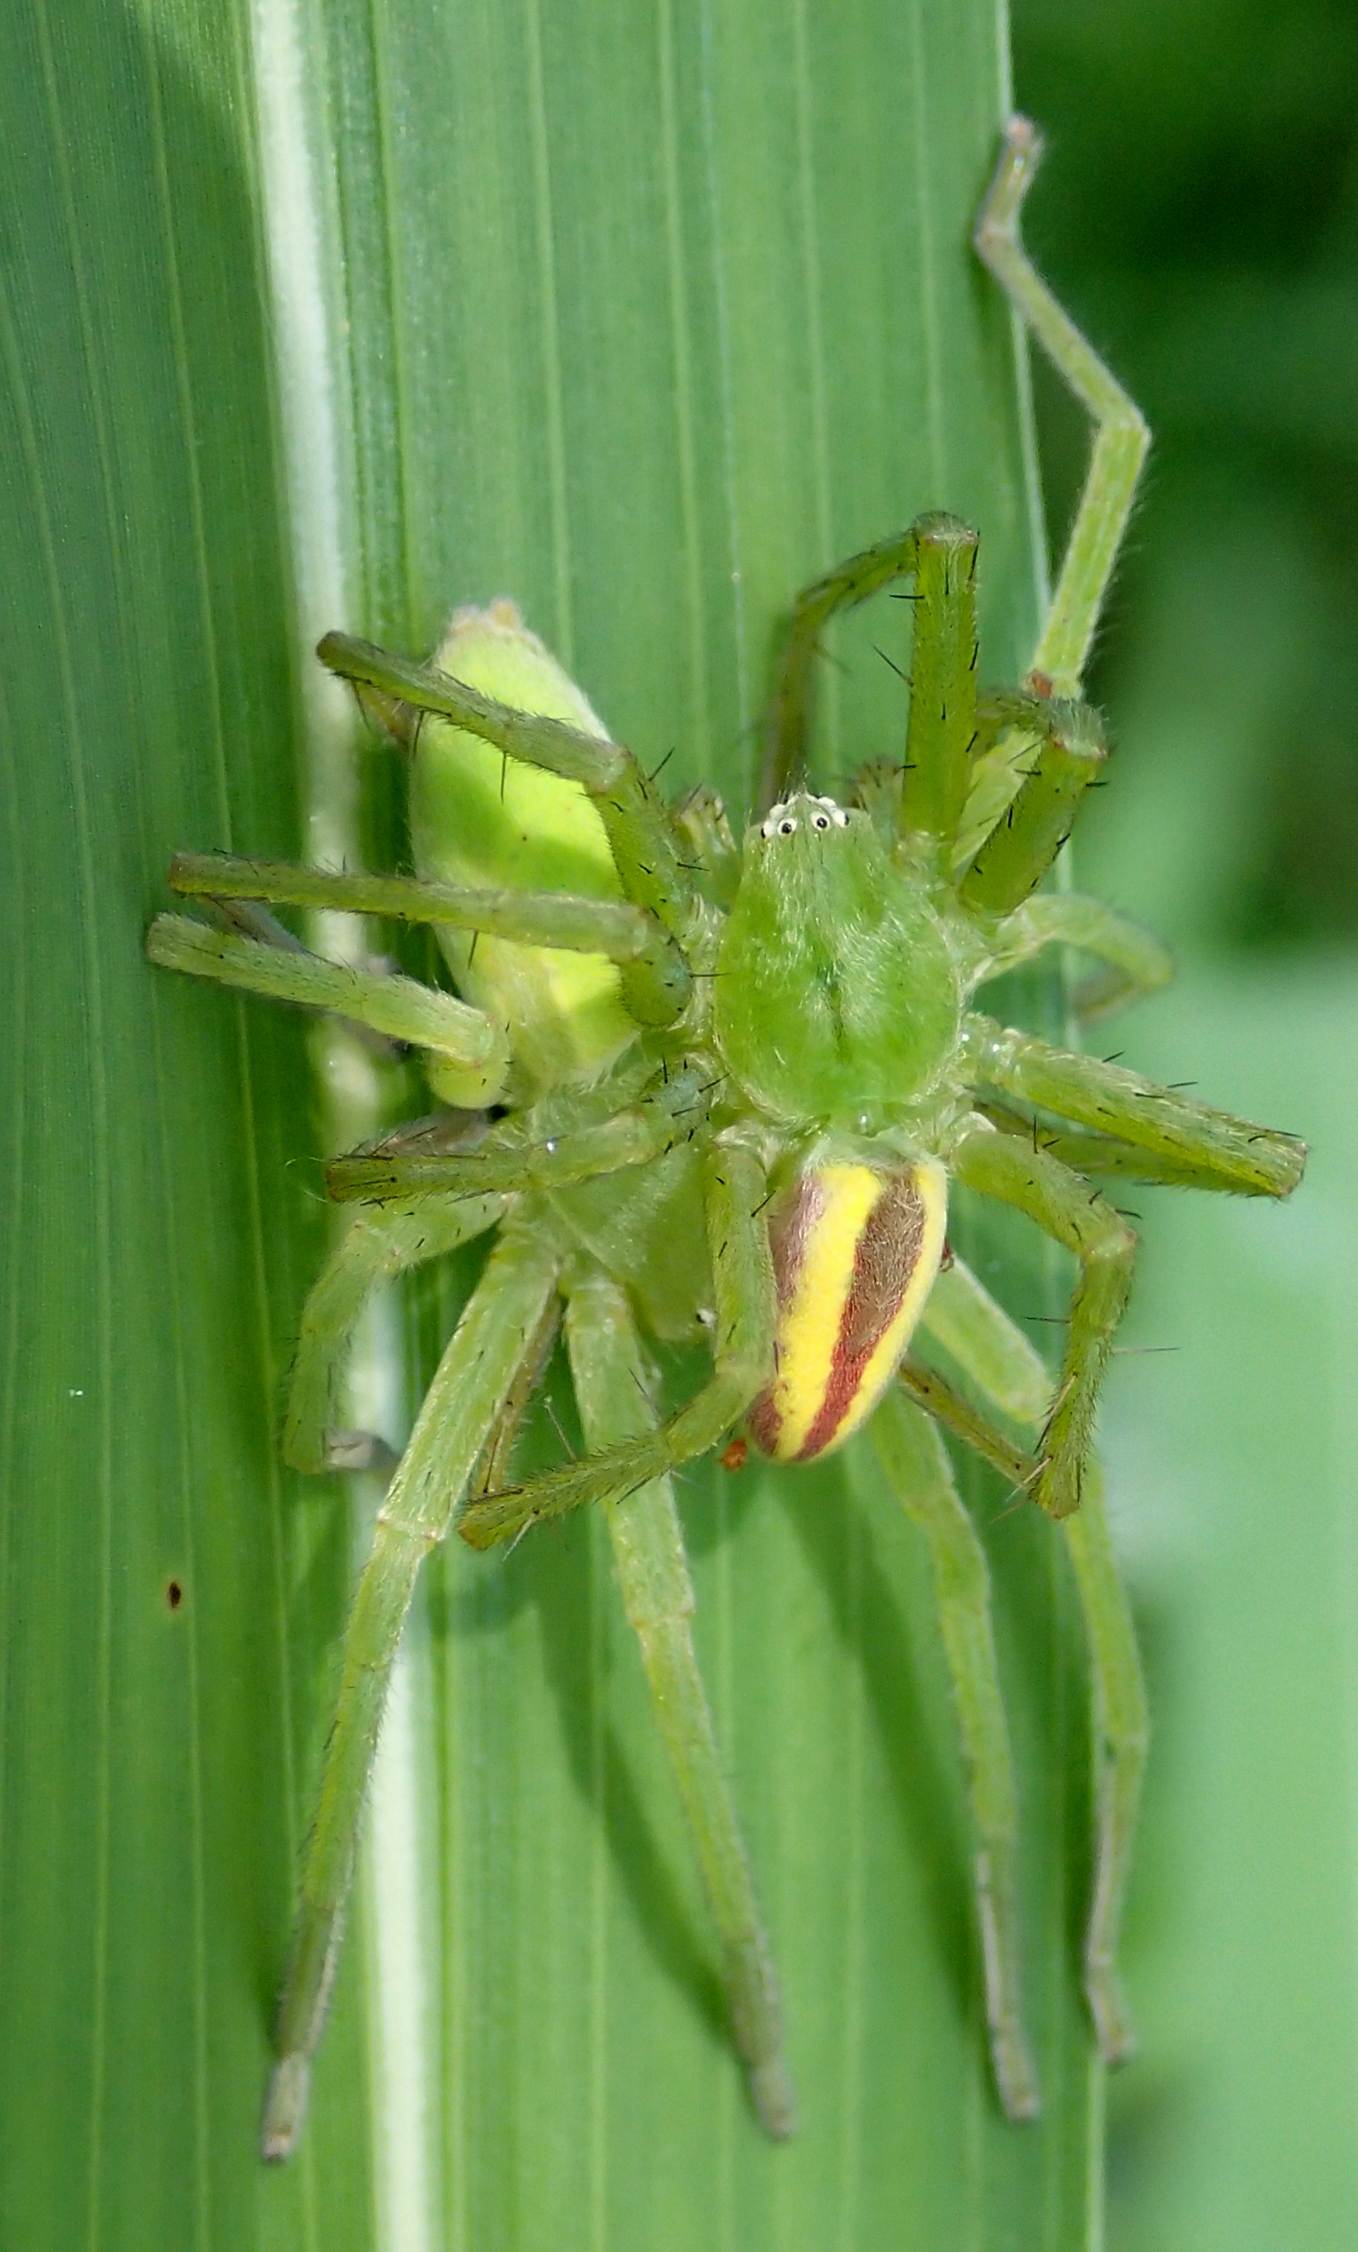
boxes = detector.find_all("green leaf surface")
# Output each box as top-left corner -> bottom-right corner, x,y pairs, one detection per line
1,3 -> 1108,2246
1092,967 -> 1358,2252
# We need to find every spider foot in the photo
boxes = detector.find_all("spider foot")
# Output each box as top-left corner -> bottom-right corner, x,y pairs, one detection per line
750,2054 -> 798,2141
1034,1456 -> 1084,1520
1034,1380 -> 1085,1517
1086,1954 -> 1137,2068
993,2018 -> 1042,2124
261,2055 -> 310,2163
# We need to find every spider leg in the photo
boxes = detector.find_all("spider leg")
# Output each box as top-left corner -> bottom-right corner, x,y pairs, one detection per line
757,516 -> 977,830
147,910 -> 509,1108
915,1259 -> 1147,2064
1060,1475 -> 1147,2062
980,894 -> 1174,1022
325,1059 -> 714,1205
562,1266 -> 794,2140
974,117 -> 1149,697
870,1387 -> 1040,2120
261,1218 -> 560,2161
977,1101 -> 1261,1193
916,1254 -> 1053,1426
318,631 -> 696,945
168,850 -> 689,1030
954,691 -> 1106,914
952,1120 -> 1136,1521
896,1359 -> 1036,1490
282,1192 -> 504,1473
289,1059 -> 707,1454
672,783 -> 741,908
459,1141 -> 775,1549
963,1012 -> 1307,1199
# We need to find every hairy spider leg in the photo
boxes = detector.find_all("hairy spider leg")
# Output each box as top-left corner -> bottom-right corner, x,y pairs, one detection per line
870,1386 -> 1040,2121
673,784 -> 741,907
262,1218 -> 560,2162
147,910 -> 509,1108
976,1103 -> 1275,1193
282,1194 -> 505,1473
764,119 -> 1149,856
757,125 -> 1149,898
563,1267 -> 795,2140
282,1048 -> 712,1451
955,116 -> 1149,863
974,117 -> 1150,700
1060,1479 -> 1146,2062
168,850 -> 689,1029
963,1014 -> 1307,1200
914,1260 -> 1147,2063
316,631 -> 698,954
325,1061 -> 712,1205
896,1358 -> 1037,1490
757,514 -> 978,829
957,690 -> 1107,915
460,1143 -> 776,1549
951,1123 -> 1136,1521
894,519 -> 981,854
981,893 -> 1174,1023
914,1257 -> 1054,1429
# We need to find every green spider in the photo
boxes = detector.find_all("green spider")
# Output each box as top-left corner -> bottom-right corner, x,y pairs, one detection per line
148,119 -> 1304,2158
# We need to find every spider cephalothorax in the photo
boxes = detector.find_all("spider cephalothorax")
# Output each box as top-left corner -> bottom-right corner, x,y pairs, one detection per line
716,788 -> 964,1122
148,119 -> 1305,2159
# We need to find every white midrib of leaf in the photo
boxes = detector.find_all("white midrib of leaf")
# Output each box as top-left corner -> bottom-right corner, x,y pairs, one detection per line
246,4 -> 437,2245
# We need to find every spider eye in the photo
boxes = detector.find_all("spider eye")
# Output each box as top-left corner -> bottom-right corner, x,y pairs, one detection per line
807,793 -> 850,831
778,817 -> 796,836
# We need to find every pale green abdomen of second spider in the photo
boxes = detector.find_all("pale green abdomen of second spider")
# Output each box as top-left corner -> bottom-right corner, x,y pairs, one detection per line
713,794 -> 963,1126
407,600 -> 634,1092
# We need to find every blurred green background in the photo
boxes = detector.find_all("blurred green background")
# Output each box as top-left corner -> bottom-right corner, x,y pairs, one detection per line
1019,3 -> 1358,2243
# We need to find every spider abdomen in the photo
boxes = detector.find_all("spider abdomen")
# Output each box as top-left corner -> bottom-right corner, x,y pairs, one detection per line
407,599 -> 634,1093
748,1157 -> 947,1462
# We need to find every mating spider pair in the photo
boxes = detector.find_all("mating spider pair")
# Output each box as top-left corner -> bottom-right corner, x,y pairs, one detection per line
149,119 -> 1304,2155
